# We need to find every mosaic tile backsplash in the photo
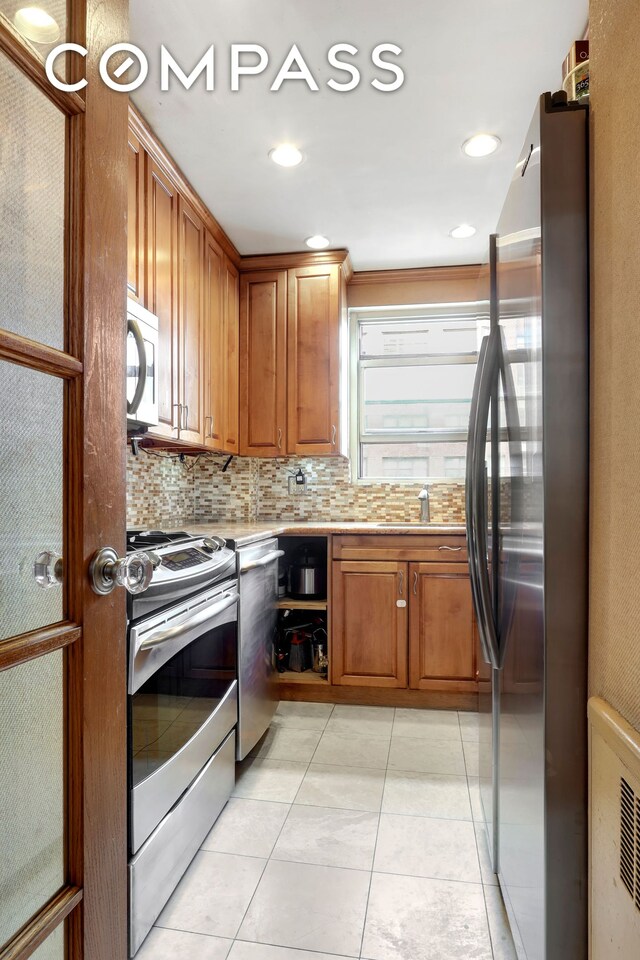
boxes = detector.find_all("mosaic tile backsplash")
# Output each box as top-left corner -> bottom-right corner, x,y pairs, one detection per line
127,448 -> 466,528
127,447 -> 196,527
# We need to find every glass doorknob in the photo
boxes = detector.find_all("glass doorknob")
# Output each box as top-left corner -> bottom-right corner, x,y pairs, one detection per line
33,551 -> 63,588
89,548 -> 154,596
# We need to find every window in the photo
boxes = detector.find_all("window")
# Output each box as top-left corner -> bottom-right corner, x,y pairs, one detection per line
444,456 -> 467,478
351,302 -> 486,481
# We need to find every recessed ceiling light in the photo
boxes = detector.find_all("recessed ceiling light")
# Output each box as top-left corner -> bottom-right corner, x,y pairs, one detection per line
305,235 -> 330,250
450,224 -> 477,239
14,7 -> 61,43
462,134 -> 501,158
269,144 -> 304,167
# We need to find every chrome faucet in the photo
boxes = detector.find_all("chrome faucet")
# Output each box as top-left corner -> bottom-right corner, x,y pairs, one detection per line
418,484 -> 430,523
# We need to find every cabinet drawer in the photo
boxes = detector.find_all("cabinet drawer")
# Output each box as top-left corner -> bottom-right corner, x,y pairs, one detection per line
332,534 -> 467,563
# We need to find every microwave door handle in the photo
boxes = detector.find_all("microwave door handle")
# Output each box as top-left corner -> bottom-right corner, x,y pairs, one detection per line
127,317 -> 147,416
138,591 -> 238,649
240,549 -> 285,574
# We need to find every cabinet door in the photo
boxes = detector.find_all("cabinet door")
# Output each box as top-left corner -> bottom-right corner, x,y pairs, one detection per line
127,130 -> 145,303
287,264 -> 341,455
203,231 -> 224,449
409,562 -> 477,690
239,271 -> 287,456
146,158 -> 178,438
177,197 -> 205,444
332,560 -> 408,687
223,258 -> 240,453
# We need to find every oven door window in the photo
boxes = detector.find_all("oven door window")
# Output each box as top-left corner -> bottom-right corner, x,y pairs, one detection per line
130,619 -> 236,788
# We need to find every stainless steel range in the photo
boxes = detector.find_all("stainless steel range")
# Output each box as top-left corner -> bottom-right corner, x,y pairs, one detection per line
125,530 -> 238,956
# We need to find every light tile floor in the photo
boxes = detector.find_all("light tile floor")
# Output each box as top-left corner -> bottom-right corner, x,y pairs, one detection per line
138,703 -> 517,960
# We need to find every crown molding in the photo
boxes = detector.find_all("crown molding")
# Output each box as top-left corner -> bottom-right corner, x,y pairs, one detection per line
240,249 -> 352,277
349,264 -> 482,286
129,103 -> 242,268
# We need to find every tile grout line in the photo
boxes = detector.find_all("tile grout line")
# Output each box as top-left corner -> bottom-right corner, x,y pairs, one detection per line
219,704 -> 337,946
357,706 -> 394,959
232,934 -> 359,959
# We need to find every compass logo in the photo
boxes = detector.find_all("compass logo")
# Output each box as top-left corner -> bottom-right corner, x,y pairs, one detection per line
45,42 -> 405,93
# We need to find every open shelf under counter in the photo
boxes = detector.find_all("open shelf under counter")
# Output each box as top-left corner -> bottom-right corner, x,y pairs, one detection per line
277,670 -> 329,684
275,597 -> 328,611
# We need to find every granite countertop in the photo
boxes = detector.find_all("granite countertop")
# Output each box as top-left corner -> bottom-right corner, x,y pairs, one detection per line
180,519 -> 466,547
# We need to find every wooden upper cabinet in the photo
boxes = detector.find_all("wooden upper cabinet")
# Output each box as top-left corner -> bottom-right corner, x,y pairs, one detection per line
204,231 -> 224,449
332,560 -> 409,687
127,130 -> 145,303
203,234 -> 239,453
177,196 -> 205,444
287,264 -> 340,455
223,259 -> 240,453
239,271 -> 287,456
408,562 -> 476,690
146,157 -> 179,438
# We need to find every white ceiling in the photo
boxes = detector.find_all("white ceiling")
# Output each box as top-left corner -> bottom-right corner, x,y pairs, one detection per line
130,0 -> 588,271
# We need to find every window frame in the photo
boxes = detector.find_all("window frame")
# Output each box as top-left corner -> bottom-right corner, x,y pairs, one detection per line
349,302 -> 485,484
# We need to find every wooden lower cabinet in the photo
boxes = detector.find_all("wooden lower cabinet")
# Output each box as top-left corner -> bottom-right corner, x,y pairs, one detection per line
331,553 -> 478,693
408,562 -> 477,691
331,560 -> 408,688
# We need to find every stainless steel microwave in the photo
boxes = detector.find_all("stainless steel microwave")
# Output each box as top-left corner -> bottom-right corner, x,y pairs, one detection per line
127,298 -> 159,429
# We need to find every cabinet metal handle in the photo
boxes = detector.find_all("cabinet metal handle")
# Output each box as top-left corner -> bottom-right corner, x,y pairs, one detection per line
182,404 -> 189,430
413,571 -> 418,596
173,403 -> 182,433
205,415 -> 213,439
398,570 -> 404,596
277,427 -> 282,450
331,424 -> 337,445
438,545 -> 463,552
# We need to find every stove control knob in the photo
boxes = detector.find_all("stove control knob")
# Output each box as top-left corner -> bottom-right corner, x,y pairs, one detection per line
147,551 -> 162,569
202,537 -> 224,553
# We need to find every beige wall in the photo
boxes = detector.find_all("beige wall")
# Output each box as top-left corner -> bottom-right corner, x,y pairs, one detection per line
589,0 -> 640,731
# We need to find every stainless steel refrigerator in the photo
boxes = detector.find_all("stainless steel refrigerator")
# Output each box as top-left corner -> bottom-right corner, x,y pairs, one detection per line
466,92 -> 589,960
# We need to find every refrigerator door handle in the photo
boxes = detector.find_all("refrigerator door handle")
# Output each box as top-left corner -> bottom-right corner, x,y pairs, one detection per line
466,334 -> 492,666
471,327 -> 502,668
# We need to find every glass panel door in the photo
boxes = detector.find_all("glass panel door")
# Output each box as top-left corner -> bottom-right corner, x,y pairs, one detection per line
0,43 -> 69,958
1,1 -> 129,956
0,652 -> 64,945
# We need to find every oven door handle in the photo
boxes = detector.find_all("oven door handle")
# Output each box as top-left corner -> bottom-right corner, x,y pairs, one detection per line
240,549 -> 285,574
138,591 -> 238,649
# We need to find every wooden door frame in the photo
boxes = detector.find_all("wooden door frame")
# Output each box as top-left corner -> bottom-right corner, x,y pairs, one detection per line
0,1 -> 128,957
